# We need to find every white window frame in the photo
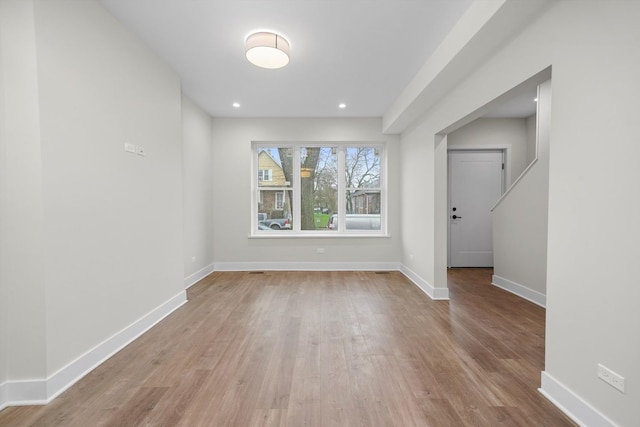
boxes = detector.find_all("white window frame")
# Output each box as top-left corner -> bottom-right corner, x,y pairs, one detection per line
252,142 -> 387,237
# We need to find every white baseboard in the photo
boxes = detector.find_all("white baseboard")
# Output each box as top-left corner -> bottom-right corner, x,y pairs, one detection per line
184,262 -> 215,288
0,383 -> 5,411
539,371 -> 617,427
0,380 -> 47,410
492,274 -> 546,307
0,290 -> 187,410
0,382 -> 6,411
400,265 -> 449,300
213,261 -> 401,272
209,261 -> 450,302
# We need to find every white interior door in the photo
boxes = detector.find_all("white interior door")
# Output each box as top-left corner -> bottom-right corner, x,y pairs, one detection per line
449,150 -> 504,267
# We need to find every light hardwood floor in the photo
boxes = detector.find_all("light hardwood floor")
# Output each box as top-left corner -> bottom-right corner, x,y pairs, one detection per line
0,269 -> 576,426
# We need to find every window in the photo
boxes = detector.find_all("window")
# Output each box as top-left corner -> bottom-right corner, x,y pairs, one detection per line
345,147 -> 381,230
253,144 -> 385,235
258,169 -> 272,182
275,192 -> 284,210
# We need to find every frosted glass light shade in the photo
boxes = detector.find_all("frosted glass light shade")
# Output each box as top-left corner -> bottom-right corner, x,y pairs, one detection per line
245,32 -> 290,69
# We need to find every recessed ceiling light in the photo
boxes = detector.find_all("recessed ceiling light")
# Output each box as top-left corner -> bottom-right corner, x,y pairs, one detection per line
245,32 -> 290,69
338,103 -> 346,109
233,102 -> 240,108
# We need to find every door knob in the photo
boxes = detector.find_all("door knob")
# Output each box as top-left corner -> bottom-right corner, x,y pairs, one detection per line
452,215 -> 462,219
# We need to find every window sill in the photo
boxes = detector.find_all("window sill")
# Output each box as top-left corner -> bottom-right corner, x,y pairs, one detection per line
249,232 -> 391,239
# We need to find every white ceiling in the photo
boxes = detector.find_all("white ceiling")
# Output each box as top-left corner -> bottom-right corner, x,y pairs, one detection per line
483,89 -> 538,119
98,0 -> 475,118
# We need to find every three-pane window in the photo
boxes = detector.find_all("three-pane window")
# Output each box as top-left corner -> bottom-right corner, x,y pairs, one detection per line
254,144 -> 384,235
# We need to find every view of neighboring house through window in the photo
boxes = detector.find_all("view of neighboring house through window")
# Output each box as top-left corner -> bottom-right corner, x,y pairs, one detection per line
257,149 -> 292,230
254,144 -> 384,234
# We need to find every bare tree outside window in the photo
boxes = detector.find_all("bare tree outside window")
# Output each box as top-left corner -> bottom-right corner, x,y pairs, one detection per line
345,147 -> 381,215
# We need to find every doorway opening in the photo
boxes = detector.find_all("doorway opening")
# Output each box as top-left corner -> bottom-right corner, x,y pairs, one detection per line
437,67 -> 551,300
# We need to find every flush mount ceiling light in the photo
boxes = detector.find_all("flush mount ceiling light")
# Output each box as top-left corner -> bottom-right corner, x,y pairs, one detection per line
245,31 -> 290,69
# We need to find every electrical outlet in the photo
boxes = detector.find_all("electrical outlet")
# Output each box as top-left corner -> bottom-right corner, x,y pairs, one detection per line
191,256 -> 196,263
124,143 -> 136,153
316,248 -> 325,254
136,146 -> 145,156
598,364 -> 625,393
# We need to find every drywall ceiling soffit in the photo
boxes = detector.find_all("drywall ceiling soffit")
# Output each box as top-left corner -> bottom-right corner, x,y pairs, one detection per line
97,0 -> 474,119
382,0 -> 554,134
439,67 -> 551,135
481,88 -> 538,119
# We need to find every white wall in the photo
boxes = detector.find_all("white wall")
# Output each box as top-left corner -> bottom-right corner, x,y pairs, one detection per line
0,3 -> 6,390
542,3 -> 639,425
525,114 -> 536,165
182,96 -> 214,286
492,80 -> 551,307
0,0 -> 48,390
448,118 -> 528,183
211,118 -> 401,270
395,1 -> 640,425
399,121 -> 438,292
0,0 -> 186,406
34,0 -> 185,377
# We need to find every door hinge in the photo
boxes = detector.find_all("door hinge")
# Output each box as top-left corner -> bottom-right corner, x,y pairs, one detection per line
502,163 -> 505,170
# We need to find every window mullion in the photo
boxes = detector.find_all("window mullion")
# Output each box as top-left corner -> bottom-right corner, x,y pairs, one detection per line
292,146 -> 301,232
253,149 -> 259,231
337,146 -> 345,232
380,144 -> 385,234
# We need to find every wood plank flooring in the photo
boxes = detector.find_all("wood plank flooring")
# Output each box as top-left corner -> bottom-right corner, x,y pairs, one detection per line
0,269 -> 576,426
